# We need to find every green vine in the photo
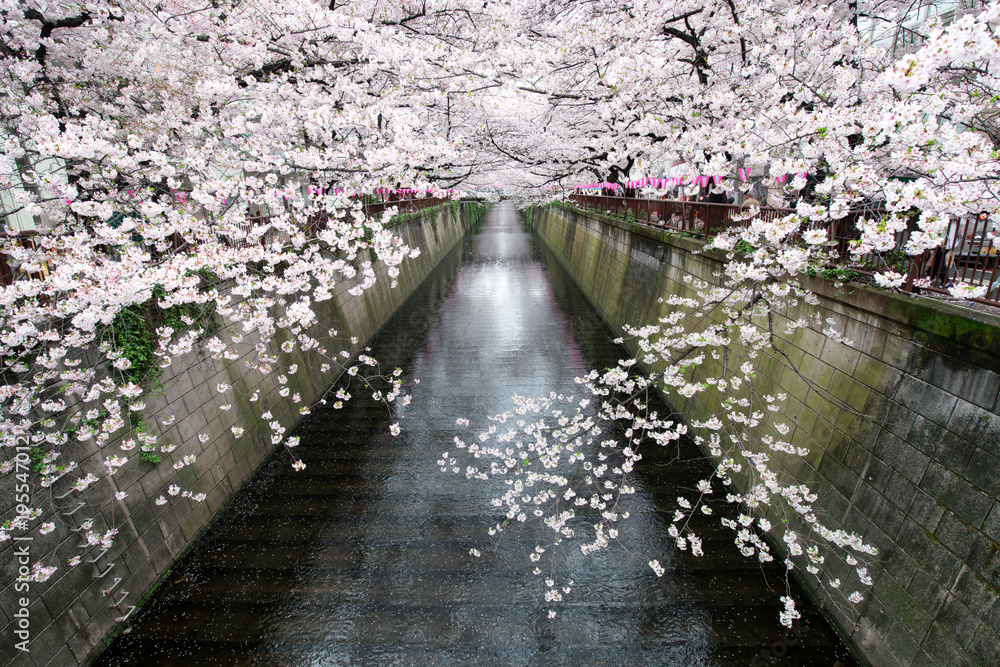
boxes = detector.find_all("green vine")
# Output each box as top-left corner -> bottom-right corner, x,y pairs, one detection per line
139,451 -> 161,464
28,447 -> 47,473
806,265 -> 860,283
881,249 -> 908,274
103,269 -> 219,385
107,307 -> 156,383
615,208 -> 636,224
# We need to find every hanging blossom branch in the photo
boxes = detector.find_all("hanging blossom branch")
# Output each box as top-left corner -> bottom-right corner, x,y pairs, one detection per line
0,192 -> 427,577
0,0 -> 491,585
449,204 -> 883,627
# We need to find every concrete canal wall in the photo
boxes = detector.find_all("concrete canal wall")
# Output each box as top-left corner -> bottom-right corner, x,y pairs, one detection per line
0,202 -> 484,667
532,203 -> 1000,667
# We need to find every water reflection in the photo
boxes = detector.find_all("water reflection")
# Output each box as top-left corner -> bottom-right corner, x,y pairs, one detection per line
95,202 -> 856,666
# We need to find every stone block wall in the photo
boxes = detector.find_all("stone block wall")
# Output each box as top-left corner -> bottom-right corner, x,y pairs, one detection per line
0,202 -> 483,667
533,204 -> 1000,667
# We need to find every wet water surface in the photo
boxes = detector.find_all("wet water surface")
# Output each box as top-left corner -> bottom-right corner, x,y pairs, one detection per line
96,203 -> 857,666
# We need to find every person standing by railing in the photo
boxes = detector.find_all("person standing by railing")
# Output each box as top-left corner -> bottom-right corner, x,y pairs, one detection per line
692,209 -> 705,233
927,246 -> 955,288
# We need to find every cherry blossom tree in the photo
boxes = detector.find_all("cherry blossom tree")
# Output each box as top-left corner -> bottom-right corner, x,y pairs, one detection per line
0,0 -> 471,584
515,1 -> 995,217
1,0 -> 998,632
442,0 -> 1000,626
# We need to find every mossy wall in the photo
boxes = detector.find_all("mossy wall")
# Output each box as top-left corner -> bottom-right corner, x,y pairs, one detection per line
533,204 -> 1000,667
0,202 -> 484,667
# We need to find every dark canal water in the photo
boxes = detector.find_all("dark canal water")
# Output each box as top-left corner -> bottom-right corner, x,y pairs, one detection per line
95,202 -> 857,666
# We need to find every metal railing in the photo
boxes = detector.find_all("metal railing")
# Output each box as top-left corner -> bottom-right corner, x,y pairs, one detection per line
0,196 -> 450,288
363,196 -> 449,221
304,196 -> 449,236
568,194 -> 792,240
567,194 -> 1000,307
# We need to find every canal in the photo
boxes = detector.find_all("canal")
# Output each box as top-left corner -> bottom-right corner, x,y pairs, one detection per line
95,202 -> 856,665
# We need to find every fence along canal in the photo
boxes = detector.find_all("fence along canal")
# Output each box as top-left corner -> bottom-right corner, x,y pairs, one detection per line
568,193 -> 1000,307
94,202 -> 856,666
